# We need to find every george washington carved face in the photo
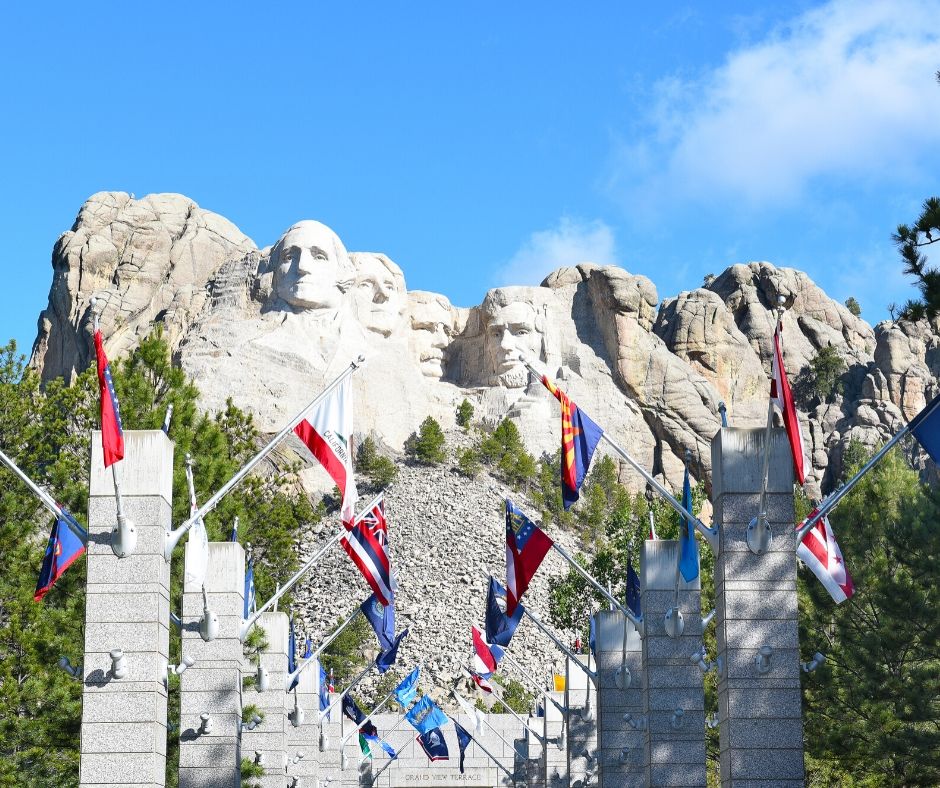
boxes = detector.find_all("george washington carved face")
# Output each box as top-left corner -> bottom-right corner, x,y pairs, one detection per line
271,220 -> 352,311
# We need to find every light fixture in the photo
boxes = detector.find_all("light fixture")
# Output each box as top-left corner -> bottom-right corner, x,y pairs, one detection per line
802,652 -> 826,673
746,515 -> 772,554
199,713 -> 213,735
256,665 -> 270,692
168,655 -> 195,677
341,751 -> 348,770
580,691 -> 593,722
623,713 -> 647,731
109,649 -> 128,680
614,664 -> 632,690
319,725 -> 329,752
664,606 -> 684,638
240,714 -> 262,732
691,647 -> 710,673
617,747 -> 630,764
253,751 -> 263,765
754,645 -> 773,674
58,656 -> 81,680
291,751 -> 305,765
670,709 -> 684,729
199,586 -> 219,643
706,713 -> 719,729
289,704 -> 305,728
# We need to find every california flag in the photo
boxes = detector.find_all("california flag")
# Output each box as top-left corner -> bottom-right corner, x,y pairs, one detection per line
294,377 -> 358,525
796,510 -> 855,604
770,320 -> 807,485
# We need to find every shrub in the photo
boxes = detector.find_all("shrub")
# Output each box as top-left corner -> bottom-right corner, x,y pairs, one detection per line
795,345 -> 846,404
456,446 -> 482,478
478,418 -> 536,489
404,416 -> 447,465
844,297 -> 861,316
456,399 -> 474,429
356,436 -> 399,488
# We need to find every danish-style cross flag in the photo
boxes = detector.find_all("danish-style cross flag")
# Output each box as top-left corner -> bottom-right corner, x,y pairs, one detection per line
293,377 -> 358,525
796,509 -> 854,603
770,321 -> 806,485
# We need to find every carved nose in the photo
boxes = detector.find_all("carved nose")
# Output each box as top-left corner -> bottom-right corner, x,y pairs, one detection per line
296,249 -> 317,274
373,289 -> 388,305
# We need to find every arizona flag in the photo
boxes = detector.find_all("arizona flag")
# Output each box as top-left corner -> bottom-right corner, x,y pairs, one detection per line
94,329 -> 124,467
505,499 -> 553,616
770,321 -> 806,485
541,376 -> 604,509
294,376 -> 357,525
34,512 -> 86,601
796,509 -> 854,603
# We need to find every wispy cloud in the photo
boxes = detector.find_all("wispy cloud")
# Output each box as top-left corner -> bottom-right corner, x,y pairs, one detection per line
496,216 -> 617,286
611,0 -> 940,212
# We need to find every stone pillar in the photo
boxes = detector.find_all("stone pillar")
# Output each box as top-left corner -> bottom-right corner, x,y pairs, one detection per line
543,688 -> 567,786
80,431 -> 174,788
240,612 -> 289,788
595,610 -> 644,787
178,542 -> 244,788
285,666 -> 319,786
565,656 -> 598,787
641,540 -> 706,788
711,428 -> 804,786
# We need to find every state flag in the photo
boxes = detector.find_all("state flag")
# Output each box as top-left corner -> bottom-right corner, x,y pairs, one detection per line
343,695 -> 378,738
243,559 -> 255,619
677,464 -> 699,582
293,376 -> 357,525
796,510 -> 855,603
626,560 -> 641,618
361,594 -> 396,652
471,625 -> 503,676
94,329 -> 124,467
452,689 -> 486,736
770,321 -> 806,484
318,662 -> 329,711
341,496 -> 394,605
34,512 -> 86,601
454,720 -> 472,774
485,576 -> 522,647
375,629 -> 408,674
505,499 -> 553,616
405,695 -> 449,735
416,727 -> 449,762
394,666 -> 421,709
908,391 -> 940,462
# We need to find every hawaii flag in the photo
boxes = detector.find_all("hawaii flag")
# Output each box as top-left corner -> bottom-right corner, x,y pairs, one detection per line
341,496 -> 395,605
294,377 -> 358,525
796,509 -> 854,603
770,321 -> 806,485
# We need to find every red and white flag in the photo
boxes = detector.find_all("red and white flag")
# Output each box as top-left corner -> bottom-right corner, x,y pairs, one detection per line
94,329 -> 124,468
770,321 -> 806,485
293,377 -> 358,525
340,496 -> 396,605
796,510 -> 855,603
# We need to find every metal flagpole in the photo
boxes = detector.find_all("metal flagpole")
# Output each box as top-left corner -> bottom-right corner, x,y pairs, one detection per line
452,689 -> 528,761
520,356 -> 719,550
0,447 -> 87,543
520,606 -> 597,684
550,542 -> 644,633
319,662 -> 375,723
284,604 -> 363,689
339,684 -> 399,750
462,667 -> 545,743
796,423 -> 912,544
501,652 -> 568,718
164,355 -> 366,560
369,738 -> 411,784
462,727 -> 518,784
358,713 -> 408,765
242,491 -> 383,640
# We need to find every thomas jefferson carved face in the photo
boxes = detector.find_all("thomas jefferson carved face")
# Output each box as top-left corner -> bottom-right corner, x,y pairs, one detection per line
408,292 -> 455,378
271,221 -> 352,311
483,300 -> 544,388
352,253 -> 406,337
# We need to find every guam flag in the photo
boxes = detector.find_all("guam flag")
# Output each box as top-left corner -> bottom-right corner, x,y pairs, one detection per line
35,512 -> 86,601
541,376 -> 604,508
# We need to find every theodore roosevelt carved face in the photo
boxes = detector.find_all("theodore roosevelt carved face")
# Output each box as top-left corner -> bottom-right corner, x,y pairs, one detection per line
271,220 -> 353,311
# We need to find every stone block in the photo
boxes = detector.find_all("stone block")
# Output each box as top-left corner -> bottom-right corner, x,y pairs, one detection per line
649,761 -> 708,787
81,721 -> 164,754
84,591 -> 166,624
87,555 -> 171,587
711,427 -> 793,497
82,691 -> 165,723
650,738 -> 707,764
723,716 -> 804,750
177,741 -> 238,768
723,619 -> 799,651
725,687 -> 802,719
728,747 -> 805,779
715,551 -> 797,586
80,752 -> 163,785
723,589 -> 798,621
90,430 -> 174,501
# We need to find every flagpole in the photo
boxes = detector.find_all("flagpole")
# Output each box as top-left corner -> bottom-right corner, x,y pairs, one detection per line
549,542 -> 644,633
242,491 -> 383,640
0,447 -> 87,543
284,603 -> 363,690
486,680 -> 547,743
795,423 -> 912,544
164,356 -> 366,561
358,713 -> 408,765
519,356 -> 718,550
516,603 -> 596,683
458,722 -> 518,784
91,301 -> 134,558
501,651 -> 568,718
755,301 -> 786,541
369,738 -> 411,784
319,662 -> 375,723
452,689 -> 528,762
339,685 -> 399,749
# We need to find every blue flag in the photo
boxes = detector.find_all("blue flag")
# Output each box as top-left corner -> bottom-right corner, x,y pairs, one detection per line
485,576 -> 523,647
244,560 -> 255,619
626,560 -> 642,618
362,730 -> 397,759
375,629 -> 409,674
394,666 -> 421,708
454,720 -> 472,773
303,637 -> 313,660
318,661 -> 329,711
909,392 -> 940,462
361,594 -> 396,652
589,615 -> 596,657
677,465 -> 699,582
229,518 -> 238,542
34,512 -> 86,601
405,695 -> 449,735
343,695 -> 377,738
416,727 -> 449,762
288,615 -> 297,675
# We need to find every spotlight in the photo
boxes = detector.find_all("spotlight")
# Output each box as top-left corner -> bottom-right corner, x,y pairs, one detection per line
706,713 -> 719,729
291,751 -> 305,765
670,709 -> 684,730
199,586 -> 219,643
240,714 -> 262,732
319,726 -> 329,752
109,649 -> 128,680
802,652 -> 826,673
169,655 -> 195,676
256,665 -> 270,693
289,704 -> 306,728
623,713 -> 647,731
253,751 -> 264,766
58,656 -> 81,680
691,647 -> 710,673
199,713 -> 213,735
664,606 -> 684,638
754,645 -> 773,675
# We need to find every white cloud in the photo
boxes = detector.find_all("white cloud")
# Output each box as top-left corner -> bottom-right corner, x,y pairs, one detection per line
613,0 -> 940,209
497,217 -> 617,286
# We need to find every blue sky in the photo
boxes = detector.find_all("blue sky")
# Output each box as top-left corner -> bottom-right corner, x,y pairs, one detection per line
1,1 -> 938,357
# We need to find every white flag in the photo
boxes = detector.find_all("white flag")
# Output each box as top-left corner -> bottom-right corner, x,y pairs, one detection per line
796,511 -> 855,603
453,689 -> 486,737
183,460 -> 209,589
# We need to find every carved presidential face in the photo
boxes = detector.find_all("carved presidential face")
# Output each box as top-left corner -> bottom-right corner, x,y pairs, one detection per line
272,221 -> 351,311
408,292 -> 455,378
352,254 -> 406,337
484,300 -> 544,388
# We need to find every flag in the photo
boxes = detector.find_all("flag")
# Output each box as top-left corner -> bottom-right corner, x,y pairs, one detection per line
648,515 -> 658,540
909,391 -> 940,462
770,321 -> 806,485
293,376 -> 358,524
343,695 -> 378,738
796,510 -> 855,603
287,615 -> 298,690
454,721 -> 472,774
341,499 -> 394,605
553,674 -> 566,692
244,560 -> 255,619
626,560 -> 641,618
505,499 -> 553,616
541,375 -> 604,508
485,576 -> 523,647
229,518 -> 238,542
34,512 -> 86,601
677,465 -> 699,582
359,733 -> 372,760
329,668 -> 335,693
471,626 -> 504,677
416,727 -> 449,762
405,695 -> 449,735
394,666 -> 421,708
361,594 -> 395,652
375,629 -> 408,674
318,662 -> 329,710
94,329 -> 124,467
183,460 -> 209,590
303,637 -> 313,660
453,689 -> 486,736
589,616 -> 596,657
362,730 -> 397,759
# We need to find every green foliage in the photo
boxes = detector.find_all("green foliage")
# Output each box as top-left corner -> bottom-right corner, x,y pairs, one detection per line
492,676 -> 533,715
240,756 -> 265,787
843,297 -> 861,317
404,416 -> 447,465
478,419 -> 537,490
456,446 -> 482,478
530,452 -> 573,528
800,442 -> 940,784
456,398 -> 474,429
893,196 -> 940,322
320,613 -> 371,687
241,704 -> 265,724
355,436 -> 400,490
795,345 -> 846,405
